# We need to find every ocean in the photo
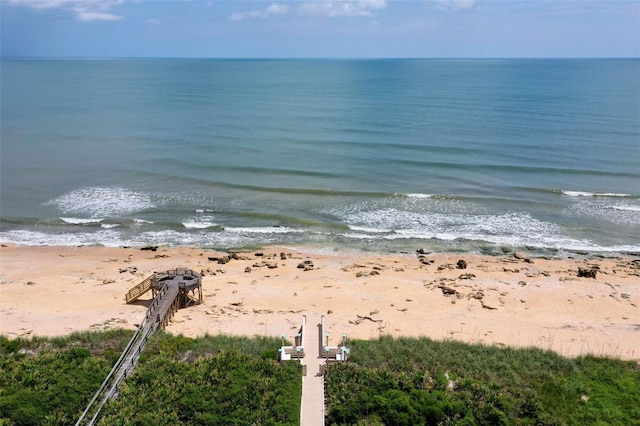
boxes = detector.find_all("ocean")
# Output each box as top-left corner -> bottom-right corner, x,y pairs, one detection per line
1,59 -> 639,255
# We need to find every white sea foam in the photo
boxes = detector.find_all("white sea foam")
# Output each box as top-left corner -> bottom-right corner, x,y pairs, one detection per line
403,193 -> 433,199
225,226 -> 304,234
60,217 -> 104,225
597,193 -> 634,198
610,205 -> 640,212
341,208 -> 576,248
337,204 -> 640,252
348,225 -> 393,234
182,215 -> 218,229
563,191 -> 633,198
2,225 -> 638,253
342,232 -> 376,240
47,187 -> 155,216
567,197 -> 640,226
182,221 -> 218,229
364,209 -> 537,231
386,227 -> 565,246
0,229 -> 122,247
101,224 -> 119,229
133,218 -> 154,224
563,191 -> 595,197
131,230 -> 281,247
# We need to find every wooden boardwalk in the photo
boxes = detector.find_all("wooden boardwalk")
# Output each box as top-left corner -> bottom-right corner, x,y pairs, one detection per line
110,284 -> 180,398
300,317 -> 325,426
76,279 -> 184,426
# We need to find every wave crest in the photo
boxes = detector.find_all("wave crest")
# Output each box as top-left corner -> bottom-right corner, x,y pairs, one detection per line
60,217 -> 104,225
563,190 -> 634,198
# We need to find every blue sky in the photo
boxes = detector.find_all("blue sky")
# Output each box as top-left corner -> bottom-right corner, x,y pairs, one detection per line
1,0 -> 639,58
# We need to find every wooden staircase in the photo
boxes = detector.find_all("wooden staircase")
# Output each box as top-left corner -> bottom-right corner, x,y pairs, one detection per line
125,275 -> 152,304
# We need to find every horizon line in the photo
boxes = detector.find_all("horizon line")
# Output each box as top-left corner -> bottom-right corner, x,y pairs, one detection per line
2,55 -> 639,61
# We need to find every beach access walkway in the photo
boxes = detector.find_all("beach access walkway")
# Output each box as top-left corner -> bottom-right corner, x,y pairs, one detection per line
76,283 -> 179,425
76,269 -> 201,426
300,316 -> 325,426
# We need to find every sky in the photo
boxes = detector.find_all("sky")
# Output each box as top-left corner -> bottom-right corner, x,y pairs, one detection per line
1,0 -> 639,58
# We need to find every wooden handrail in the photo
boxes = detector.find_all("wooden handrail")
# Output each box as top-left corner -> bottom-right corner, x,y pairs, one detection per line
125,275 -> 153,304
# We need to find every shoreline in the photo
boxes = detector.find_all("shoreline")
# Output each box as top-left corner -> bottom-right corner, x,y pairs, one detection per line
1,243 -> 638,361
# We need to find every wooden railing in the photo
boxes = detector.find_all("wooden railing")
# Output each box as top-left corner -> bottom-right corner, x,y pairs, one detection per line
125,275 -> 152,304
284,347 -> 306,358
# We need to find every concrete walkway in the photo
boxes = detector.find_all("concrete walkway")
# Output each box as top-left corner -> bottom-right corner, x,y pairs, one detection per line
300,317 -> 324,426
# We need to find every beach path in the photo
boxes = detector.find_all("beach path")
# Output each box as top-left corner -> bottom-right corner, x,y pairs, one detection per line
300,316 -> 325,426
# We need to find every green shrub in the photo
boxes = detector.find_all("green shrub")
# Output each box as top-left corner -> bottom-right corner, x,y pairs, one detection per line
1,331 -> 301,425
325,337 -> 640,426
0,332 -> 126,426
0,336 -> 21,354
97,332 -> 300,425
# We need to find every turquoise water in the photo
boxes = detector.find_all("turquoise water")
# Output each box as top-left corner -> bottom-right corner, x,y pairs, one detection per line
1,59 -> 639,253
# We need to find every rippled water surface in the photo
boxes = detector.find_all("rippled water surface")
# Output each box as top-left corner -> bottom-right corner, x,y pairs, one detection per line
1,59 -> 639,253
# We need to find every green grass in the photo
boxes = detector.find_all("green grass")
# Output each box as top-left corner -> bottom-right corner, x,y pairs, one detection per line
325,336 -> 640,426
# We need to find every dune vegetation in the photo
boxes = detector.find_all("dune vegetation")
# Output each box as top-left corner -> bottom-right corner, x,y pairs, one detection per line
324,336 -> 640,425
0,331 -> 301,425
2,331 -> 639,425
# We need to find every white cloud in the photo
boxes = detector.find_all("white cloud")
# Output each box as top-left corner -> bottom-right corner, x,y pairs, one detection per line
299,0 -> 387,17
9,0 -> 124,21
9,0 -> 77,9
265,3 -> 290,16
230,0 -> 387,21
228,2 -> 290,21
436,0 -> 477,11
74,8 -> 122,21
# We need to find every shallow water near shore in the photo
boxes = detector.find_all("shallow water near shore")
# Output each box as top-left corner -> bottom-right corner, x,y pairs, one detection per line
1,59 -> 639,253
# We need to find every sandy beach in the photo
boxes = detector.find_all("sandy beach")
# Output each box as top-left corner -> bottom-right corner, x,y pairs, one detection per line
1,244 -> 638,361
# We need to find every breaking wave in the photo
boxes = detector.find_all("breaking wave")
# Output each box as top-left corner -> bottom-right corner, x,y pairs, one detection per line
562,191 -> 634,198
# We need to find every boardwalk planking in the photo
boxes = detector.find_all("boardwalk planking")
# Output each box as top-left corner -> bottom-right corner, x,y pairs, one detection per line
300,317 -> 325,426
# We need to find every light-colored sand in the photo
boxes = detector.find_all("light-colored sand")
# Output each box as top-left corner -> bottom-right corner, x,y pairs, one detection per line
1,244 -> 638,360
